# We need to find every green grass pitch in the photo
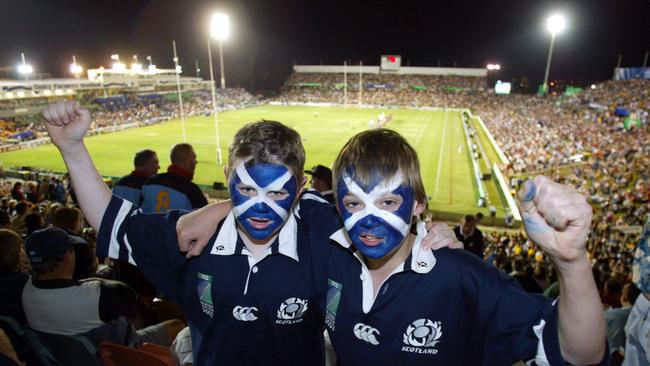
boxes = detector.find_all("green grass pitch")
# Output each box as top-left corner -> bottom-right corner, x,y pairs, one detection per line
0,105 -> 500,217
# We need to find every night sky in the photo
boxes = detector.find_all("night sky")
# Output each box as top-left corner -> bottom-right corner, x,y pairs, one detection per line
1,0 -> 648,90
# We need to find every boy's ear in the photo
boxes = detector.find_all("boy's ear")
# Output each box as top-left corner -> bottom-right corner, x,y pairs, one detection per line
297,175 -> 307,195
412,202 -> 426,217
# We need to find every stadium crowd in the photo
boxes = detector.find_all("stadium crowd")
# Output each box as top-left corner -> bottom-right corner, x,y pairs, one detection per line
0,74 -> 649,365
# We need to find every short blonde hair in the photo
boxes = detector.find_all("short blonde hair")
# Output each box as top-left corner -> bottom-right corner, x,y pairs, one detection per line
333,129 -> 426,203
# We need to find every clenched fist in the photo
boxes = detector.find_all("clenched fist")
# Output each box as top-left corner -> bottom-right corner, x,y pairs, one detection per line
517,175 -> 592,265
42,101 -> 92,151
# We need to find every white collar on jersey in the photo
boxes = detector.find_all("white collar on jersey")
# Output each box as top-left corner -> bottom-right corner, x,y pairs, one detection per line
209,211 -> 299,262
329,221 -> 436,274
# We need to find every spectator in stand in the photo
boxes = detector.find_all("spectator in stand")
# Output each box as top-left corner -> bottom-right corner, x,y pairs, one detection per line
141,143 -> 207,213
52,207 -> 97,279
623,218 -> 650,365
10,183 -> 24,202
24,212 -> 44,236
454,214 -> 485,258
0,229 -> 30,324
50,178 -> 66,204
10,202 -> 28,236
305,164 -> 335,203
510,257 -> 543,293
21,227 -> 185,347
602,278 -> 624,309
37,178 -> 50,201
605,282 -> 641,359
0,211 -> 11,230
113,149 -> 160,205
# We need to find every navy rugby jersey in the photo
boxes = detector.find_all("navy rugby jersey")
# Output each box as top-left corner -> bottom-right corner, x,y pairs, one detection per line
97,195 -> 325,366
297,200 -> 607,366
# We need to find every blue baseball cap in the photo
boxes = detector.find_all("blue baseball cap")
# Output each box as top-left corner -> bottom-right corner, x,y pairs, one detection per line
25,227 -> 85,264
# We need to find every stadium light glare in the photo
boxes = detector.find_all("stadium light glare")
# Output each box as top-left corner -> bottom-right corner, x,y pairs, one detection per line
131,63 -> 143,72
494,64 -> 501,70
54,89 -> 63,95
590,84 -> 596,89
43,90 -> 52,96
210,13 -> 230,41
66,89 -> 74,94
112,62 -> 126,72
69,63 -> 83,75
5,92 -> 14,99
547,14 -> 566,36
148,64 -> 157,73
18,64 -> 33,75
17,91 -> 25,98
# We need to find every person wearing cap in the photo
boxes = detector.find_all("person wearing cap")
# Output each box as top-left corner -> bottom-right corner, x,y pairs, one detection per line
305,165 -> 335,203
21,227 -> 184,347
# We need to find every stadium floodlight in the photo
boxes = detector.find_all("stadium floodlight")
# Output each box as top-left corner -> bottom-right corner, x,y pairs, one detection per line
131,63 -> 143,72
70,55 -> 83,77
547,14 -> 566,35
494,64 -> 501,70
210,12 -> 229,89
5,92 -> 14,99
43,90 -> 52,96
542,14 -> 567,95
148,64 -> 157,73
210,13 -> 230,41
17,91 -> 25,98
590,84 -> 596,89
54,89 -> 63,95
18,53 -> 33,79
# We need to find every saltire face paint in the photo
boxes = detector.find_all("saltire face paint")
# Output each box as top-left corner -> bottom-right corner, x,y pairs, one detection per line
229,161 -> 298,240
337,167 -> 415,259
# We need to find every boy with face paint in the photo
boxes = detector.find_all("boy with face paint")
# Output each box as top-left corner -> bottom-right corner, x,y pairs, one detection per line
40,101 -> 330,365
178,128 -> 607,365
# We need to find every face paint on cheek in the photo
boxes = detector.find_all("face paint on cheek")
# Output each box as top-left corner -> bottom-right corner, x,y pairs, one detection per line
228,162 -> 297,240
336,171 -> 416,259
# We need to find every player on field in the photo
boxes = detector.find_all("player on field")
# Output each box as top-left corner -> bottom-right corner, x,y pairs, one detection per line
178,129 -> 607,365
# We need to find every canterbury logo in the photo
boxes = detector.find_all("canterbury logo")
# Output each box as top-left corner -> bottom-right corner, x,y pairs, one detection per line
232,306 -> 258,321
277,297 -> 309,320
353,323 -> 380,345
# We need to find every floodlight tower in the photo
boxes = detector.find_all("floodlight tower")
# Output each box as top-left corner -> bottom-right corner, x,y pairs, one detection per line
207,12 -> 230,165
18,53 -> 33,80
542,14 -> 566,95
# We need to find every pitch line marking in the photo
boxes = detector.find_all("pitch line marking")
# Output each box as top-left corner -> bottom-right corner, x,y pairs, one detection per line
434,110 -> 448,199
414,112 -> 433,148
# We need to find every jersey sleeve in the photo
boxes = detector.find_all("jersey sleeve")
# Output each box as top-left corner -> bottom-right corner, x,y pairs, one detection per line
463,264 -> 608,366
295,190 -> 343,236
96,194 -> 188,302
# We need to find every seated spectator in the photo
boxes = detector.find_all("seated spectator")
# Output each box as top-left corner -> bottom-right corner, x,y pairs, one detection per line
0,211 -> 11,230
510,257 -> 543,293
24,212 -> 44,236
10,183 -> 24,202
453,214 -> 485,258
605,282 -> 641,357
602,278 -> 624,309
10,202 -> 28,236
0,229 -> 30,324
52,207 -> 97,279
22,227 -> 184,347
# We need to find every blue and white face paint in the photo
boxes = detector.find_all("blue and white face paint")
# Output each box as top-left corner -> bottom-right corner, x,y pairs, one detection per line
337,170 -> 416,259
229,161 -> 298,241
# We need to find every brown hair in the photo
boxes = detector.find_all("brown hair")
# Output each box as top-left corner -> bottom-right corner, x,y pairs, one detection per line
0,229 -> 22,274
52,207 -> 83,234
332,129 -> 426,202
227,120 -> 305,181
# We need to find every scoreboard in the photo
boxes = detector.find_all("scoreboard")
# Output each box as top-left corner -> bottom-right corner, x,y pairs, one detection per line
381,55 -> 401,71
